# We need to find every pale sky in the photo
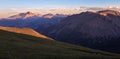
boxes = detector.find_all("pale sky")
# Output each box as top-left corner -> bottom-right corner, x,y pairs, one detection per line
0,0 -> 120,18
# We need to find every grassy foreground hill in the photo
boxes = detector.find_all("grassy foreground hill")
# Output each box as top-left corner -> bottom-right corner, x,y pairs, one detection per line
0,30 -> 120,59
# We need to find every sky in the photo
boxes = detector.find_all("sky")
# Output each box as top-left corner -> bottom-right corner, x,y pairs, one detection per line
0,0 -> 120,18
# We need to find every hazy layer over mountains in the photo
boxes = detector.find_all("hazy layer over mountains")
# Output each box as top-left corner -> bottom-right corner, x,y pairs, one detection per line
8,11 -> 67,19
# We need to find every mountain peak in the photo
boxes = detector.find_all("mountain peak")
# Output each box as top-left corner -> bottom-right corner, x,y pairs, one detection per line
25,11 -> 35,15
98,10 -> 120,16
8,11 -> 36,19
42,13 -> 54,18
26,11 -> 32,14
24,11 -> 35,19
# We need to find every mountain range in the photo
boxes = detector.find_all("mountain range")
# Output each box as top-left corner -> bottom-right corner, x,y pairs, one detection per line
0,10 -> 120,54
0,12 -> 67,33
8,12 -> 67,19
44,10 -> 120,53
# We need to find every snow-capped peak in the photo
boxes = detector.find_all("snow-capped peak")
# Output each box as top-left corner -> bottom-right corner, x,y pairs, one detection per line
98,10 -> 120,16
8,11 -> 37,19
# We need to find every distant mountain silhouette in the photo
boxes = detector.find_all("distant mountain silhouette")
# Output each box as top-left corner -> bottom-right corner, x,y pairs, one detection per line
42,13 -> 67,18
42,13 -> 55,18
44,10 -> 120,53
0,12 -> 67,33
8,12 -> 67,19
8,11 -> 38,19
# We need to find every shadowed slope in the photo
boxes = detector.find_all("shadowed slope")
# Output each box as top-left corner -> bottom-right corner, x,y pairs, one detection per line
44,10 -> 120,53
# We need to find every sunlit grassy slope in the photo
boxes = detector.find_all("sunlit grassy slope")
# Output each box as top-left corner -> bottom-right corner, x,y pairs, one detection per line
0,30 -> 120,59
0,26 -> 52,40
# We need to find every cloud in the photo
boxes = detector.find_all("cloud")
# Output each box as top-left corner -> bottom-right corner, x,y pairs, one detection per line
10,8 -> 18,11
1,6 -> 120,18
